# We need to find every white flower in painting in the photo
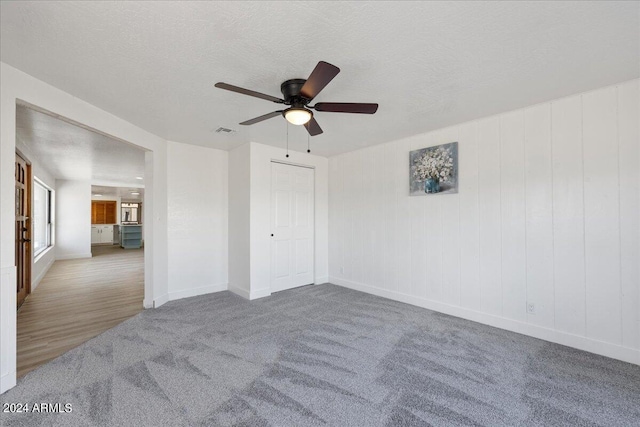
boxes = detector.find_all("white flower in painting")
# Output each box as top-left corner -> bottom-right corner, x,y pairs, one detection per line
413,145 -> 455,182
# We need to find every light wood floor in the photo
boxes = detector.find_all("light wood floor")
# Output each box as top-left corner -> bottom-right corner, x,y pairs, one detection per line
17,245 -> 144,377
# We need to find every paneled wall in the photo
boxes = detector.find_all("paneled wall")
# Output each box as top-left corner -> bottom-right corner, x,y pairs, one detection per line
329,80 -> 639,363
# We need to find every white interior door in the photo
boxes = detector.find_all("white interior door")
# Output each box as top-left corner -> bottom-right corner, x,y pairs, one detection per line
270,162 -> 314,293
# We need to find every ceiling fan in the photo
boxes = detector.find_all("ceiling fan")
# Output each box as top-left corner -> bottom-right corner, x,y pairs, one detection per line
215,61 -> 378,136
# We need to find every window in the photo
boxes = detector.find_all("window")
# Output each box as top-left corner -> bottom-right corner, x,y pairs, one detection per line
33,179 -> 52,256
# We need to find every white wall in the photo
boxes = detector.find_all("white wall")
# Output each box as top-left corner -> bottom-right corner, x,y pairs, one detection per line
249,142 -> 329,299
228,143 -> 251,298
1,62 -> 169,393
329,80 -> 639,365
55,180 -> 92,260
166,141 -> 228,301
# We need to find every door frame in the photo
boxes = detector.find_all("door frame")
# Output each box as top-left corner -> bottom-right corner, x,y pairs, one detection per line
269,160 -> 316,293
13,101 -> 157,310
15,151 -> 32,309
1,63 -> 171,393
1,96 -> 163,394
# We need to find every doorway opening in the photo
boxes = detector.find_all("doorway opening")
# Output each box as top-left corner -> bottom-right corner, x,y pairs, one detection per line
15,103 -> 149,377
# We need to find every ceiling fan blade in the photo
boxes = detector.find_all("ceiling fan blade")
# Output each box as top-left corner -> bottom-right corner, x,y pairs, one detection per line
215,82 -> 284,103
239,111 -> 283,125
313,102 -> 378,114
299,61 -> 340,101
304,117 -> 323,136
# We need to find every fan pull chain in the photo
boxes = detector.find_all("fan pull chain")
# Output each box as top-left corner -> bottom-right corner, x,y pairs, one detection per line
286,122 -> 289,158
307,131 -> 310,153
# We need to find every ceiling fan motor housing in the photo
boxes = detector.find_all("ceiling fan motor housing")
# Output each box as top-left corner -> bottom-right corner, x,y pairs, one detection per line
280,79 -> 308,106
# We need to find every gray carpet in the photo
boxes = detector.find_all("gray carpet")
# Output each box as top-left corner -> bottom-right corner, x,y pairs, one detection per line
1,284 -> 639,426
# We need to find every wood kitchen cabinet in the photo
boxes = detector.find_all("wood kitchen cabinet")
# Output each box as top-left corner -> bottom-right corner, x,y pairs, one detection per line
91,201 -> 116,224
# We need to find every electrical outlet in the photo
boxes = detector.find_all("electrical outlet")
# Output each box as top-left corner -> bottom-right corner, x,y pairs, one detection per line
340,266 -> 344,274
527,303 -> 536,315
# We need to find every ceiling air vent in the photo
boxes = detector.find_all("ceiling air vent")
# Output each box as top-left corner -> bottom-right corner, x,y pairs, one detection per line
214,127 -> 236,133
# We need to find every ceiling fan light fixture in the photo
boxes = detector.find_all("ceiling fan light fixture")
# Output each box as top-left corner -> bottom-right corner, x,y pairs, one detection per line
284,107 -> 312,125
215,61 -> 377,137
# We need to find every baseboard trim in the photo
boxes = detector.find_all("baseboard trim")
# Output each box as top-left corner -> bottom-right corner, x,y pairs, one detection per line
330,276 -> 640,366
1,371 -> 16,394
154,293 -> 169,308
143,299 -> 153,309
250,288 -> 271,300
0,267 -> 17,394
33,245 -> 54,263
315,276 -> 329,285
167,283 -> 227,302
32,256 -> 55,291
228,285 -> 250,300
56,252 -> 92,260
228,286 -> 283,300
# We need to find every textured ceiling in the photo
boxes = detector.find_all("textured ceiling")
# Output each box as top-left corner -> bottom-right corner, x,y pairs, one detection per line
16,105 -> 146,187
2,1 -> 638,157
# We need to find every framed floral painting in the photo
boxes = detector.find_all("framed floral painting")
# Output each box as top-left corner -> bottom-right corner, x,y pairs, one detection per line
409,142 -> 458,195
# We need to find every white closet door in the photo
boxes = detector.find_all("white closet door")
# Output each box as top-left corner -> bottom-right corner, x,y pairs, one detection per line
270,162 -> 314,292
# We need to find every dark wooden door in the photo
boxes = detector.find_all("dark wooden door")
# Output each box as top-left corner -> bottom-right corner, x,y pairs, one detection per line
15,153 -> 31,309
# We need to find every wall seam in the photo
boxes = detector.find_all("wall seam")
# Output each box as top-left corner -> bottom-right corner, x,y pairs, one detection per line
550,102 -> 557,330
499,116 -> 504,316
581,94 -> 588,338
616,85 -> 624,345
523,111 -> 530,322
457,126 -> 462,306
439,181 -> 443,301
476,121 -> 482,313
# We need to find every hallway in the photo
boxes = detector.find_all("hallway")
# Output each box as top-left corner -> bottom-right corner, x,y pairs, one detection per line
17,246 -> 143,377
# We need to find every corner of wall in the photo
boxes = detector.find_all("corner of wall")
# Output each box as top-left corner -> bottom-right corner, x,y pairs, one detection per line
327,79 -> 640,365
228,143 -> 251,297
228,284 -> 250,300
153,293 -> 169,308
250,288 -> 271,300
32,252 -> 55,291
